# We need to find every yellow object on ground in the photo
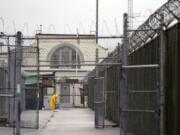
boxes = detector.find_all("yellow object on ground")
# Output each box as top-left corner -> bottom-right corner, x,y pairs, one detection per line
50,94 -> 59,110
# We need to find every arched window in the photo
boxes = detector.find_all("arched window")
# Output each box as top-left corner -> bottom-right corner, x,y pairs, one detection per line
50,46 -> 81,69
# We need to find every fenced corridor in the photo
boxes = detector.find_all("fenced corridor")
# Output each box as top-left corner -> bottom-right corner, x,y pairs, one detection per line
37,108 -> 119,135
0,1 -> 180,135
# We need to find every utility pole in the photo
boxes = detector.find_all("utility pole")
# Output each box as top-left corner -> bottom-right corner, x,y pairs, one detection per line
15,31 -> 22,135
95,1 -> 100,127
96,0 -> 99,44
128,0 -> 133,29
95,0 -> 99,81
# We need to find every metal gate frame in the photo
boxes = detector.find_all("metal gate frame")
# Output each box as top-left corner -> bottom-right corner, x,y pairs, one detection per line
119,13 -> 166,135
0,32 -> 41,135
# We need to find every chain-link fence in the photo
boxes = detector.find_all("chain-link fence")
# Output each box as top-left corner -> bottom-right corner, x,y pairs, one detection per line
85,17 -> 180,135
0,34 -> 40,135
21,38 -> 39,129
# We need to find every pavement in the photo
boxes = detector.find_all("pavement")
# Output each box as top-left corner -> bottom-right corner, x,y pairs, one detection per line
0,108 -> 119,135
21,110 -> 52,128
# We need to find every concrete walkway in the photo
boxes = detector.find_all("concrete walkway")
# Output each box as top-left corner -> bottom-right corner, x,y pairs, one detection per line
37,108 -> 119,135
0,108 -> 119,135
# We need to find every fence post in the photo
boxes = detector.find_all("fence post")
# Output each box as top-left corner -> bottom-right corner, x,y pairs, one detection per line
117,42 -> 121,127
15,31 -> 22,135
96,48 -> 99,77
159,13 -> 166,135
119,13 -> 128,135
95,47 -> 104,128
96,0 -> 99,44
36,36 -> 40,129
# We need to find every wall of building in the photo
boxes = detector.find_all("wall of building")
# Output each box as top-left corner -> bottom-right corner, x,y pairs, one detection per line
22,37 -> 108,71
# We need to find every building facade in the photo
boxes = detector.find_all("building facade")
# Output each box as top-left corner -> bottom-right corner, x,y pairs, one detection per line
23,34 -> 108,108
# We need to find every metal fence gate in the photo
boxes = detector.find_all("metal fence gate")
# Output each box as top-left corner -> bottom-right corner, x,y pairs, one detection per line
0,32 -> 40,135
119,13 -> 166,135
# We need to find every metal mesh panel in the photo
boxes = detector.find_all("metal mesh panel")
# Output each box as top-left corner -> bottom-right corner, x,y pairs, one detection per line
21,39 -> 39,129
0,67 -> 9,124
127,33 -> 160,135
0,35 -> 40,133
106,65 -> 120,124
87,77 -> 95,110
166,22 -> 180,135
0,37 -> 16,134
127,67 -> 159,134
95,77 -> 104,128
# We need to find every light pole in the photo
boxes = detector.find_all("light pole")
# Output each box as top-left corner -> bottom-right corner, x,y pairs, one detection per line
96,0 -> 99,44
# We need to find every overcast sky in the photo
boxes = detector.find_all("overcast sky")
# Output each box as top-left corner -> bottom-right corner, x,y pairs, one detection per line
0,0 -> 167,50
